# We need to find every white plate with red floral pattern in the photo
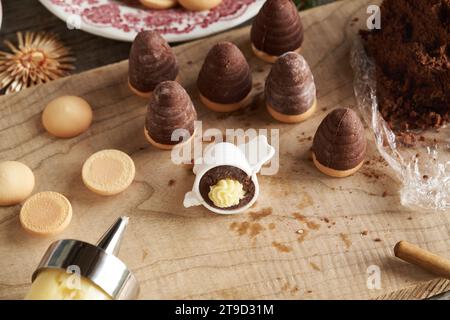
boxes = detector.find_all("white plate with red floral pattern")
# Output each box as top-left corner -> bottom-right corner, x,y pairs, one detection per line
39,0 -> 264,43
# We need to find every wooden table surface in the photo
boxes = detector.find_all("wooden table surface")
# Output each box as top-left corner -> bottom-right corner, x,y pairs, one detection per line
0,0 -> 450,299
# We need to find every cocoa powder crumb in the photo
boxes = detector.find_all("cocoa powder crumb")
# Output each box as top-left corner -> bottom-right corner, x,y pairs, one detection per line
360,0 -> 449,132
272,241 -> 292,253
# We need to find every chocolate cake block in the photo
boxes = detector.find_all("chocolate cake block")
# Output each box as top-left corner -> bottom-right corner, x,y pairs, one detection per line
313,108 -> 367,172
129,31 -> 179,95
361,0 -> 449,131
145,81 -> 197,146
251,0 -> 304,57
197,42 -> 252,105
199,165 -> 255,210
266,52 -> 316,116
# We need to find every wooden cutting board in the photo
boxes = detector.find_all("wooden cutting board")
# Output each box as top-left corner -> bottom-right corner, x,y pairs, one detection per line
0,0 -> 449,300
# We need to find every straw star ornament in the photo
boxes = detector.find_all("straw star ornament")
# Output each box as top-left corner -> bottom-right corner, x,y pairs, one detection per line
0,32 -> 75,94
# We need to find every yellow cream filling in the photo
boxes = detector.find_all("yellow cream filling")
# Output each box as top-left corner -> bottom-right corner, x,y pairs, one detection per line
208,179 -> 246,208
25,269 -> 111,300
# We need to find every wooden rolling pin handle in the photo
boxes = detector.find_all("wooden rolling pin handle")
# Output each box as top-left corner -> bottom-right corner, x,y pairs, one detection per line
394,241 -> 450,279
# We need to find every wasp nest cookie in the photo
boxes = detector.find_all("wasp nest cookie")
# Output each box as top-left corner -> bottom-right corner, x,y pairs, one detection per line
312,108 -> 367,178
251,0 -> 304,63
266,52 -> 316,123
129,31 -> 179,98
145,81 -> 197,150
198,42 -> 252,112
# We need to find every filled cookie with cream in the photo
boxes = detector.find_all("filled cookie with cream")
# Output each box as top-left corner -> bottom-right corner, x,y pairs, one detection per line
199,166 -> 255,210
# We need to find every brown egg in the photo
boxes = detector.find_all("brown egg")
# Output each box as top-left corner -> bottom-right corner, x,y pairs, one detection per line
42,96 -> 93,138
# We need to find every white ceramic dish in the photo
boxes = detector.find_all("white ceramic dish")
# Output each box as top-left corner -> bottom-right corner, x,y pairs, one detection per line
38,0 -> 264,43
184,136 -> 275,215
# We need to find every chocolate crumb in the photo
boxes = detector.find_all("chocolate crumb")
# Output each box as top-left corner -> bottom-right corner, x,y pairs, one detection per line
168,179 -> 176,187
249,207 -> 273,221
249,223 -> 264,238
297,229 -> 309,242
307,221 -> 320,230
310,262 -> 321,271
340,233 -> 352,249
360,0 -> 449,132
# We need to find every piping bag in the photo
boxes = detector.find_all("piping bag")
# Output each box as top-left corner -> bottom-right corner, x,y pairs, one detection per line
26,217 -> 139,300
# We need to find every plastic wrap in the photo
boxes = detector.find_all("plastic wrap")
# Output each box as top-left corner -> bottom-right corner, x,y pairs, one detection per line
351,39 -> 449,211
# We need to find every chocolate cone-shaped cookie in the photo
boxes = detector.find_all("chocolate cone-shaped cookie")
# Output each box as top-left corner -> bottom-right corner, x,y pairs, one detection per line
312,108 -> 367,177
266,52 -> 316,123
197,42 -> 252,112
145,81 -> 197,149
251,0 -> 304,62
129,31 -> 179,97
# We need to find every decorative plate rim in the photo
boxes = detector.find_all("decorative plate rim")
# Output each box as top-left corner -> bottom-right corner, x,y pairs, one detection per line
38,0 -> 264,43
